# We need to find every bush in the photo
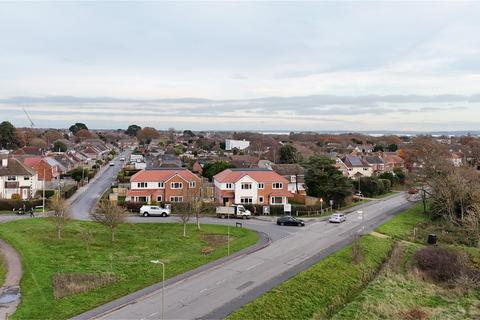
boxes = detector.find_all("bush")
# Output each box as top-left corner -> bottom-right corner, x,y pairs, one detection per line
0,199 -> 43,211
412,246 -> 465,284
11,194 -> 22,201
125,202 -> 143,212
117,196 -> 126,206
36,190 -> 56,198
62,185 -> 78,199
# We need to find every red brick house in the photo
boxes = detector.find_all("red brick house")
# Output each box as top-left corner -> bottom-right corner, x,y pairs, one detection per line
126,168 -> 201,203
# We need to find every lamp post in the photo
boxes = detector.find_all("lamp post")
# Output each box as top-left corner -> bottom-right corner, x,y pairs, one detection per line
227,208 -> 230,256
42,167 -> 45,214
150,260 -> 165,320
320,198 -> 323,214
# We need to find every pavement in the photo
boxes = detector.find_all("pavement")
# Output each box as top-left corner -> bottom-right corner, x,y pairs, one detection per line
72,192 -> 413,320
70,151 -> 129,220
0,239 -> 22,319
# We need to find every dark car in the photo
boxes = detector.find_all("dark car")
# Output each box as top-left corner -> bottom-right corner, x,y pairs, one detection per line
276,216 -> 305,227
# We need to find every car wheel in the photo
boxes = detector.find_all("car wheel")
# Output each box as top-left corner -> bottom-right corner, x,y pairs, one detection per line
280,222 -> 285,226
242,215 -> 247,220
221,214 -> 226,219
143,212 -> 149,217
161,213 -> 167,217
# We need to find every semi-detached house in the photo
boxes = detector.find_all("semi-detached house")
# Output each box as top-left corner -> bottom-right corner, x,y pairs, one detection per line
126,168 -> 201,203
213,168 -> 292,206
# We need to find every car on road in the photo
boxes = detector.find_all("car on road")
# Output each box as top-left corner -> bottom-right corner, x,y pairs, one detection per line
329,213 -> 346,223
109,161 -> 115,166
139,205 -> 171,217
408,187 -> 418,194
119,157 -> 126,161
276,216 -> 305,227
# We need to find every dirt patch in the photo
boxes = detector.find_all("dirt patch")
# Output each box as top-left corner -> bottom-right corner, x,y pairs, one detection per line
201,234 -> 230,248
402,308 -> 429,320
53,273 -> 117,299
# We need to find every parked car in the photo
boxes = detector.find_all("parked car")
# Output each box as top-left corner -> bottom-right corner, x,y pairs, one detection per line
216,205 -> 251,219
276,216 -> 305,227
109,161 -> 115,166
119,157 -> 126,161
139,205 -> 171,217
329,213 -> 346,223
408,187 -> 418,194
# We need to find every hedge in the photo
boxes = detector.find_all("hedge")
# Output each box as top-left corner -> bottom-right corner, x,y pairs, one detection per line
35,190 -> 56,199
62,185 -> 78,199
0,199 -> 44,211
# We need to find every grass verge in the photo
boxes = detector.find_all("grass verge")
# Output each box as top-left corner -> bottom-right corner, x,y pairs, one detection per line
227,235 -> 393,320
332,242 -> 480,320
0,219 -> 258,319
376,202 -> 430,239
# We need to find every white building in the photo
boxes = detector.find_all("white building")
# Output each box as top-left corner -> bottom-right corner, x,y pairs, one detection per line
225,139 -> 250,151
0,157 -> 38,200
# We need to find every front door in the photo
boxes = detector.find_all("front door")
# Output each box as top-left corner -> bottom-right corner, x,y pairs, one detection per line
22,188 -> 29,199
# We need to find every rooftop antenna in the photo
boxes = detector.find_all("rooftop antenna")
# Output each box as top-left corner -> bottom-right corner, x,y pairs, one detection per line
23,108 -> 36,128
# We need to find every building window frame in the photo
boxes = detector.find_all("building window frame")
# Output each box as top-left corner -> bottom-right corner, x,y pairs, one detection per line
241,183 -> 252,190
158,181 -> 165,188
170,196 -> 183,203
240,197 -> 253,204
171,182 -> 183,189
258,183 -> 264,189
272,182 -> 283,189
137,182 -> 147,188
258,196 -> 264,203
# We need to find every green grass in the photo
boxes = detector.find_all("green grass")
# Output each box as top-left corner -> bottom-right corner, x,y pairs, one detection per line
0,219 -> 258,319
376,202 -> 430,239
0,253 -> 6,287
332,242 -> 480,320
227,235 -> 393,320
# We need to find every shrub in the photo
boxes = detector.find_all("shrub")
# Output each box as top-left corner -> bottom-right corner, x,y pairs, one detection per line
62,185 -> 78,199
0,199 -> 44,211
53,273 -> 117,299
125,201 -> 143,212
36,190 -> 56,199
412,246 -> 466,284
11,194 -> 21,201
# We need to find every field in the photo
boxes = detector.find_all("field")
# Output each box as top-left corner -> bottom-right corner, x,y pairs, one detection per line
0,219 -> 258,319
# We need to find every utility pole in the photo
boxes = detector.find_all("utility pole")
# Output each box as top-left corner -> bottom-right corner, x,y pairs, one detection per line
42,167 -> 45,214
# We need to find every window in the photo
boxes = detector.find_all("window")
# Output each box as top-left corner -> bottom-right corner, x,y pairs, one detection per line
258,183 -> 264,189
258,196 -> 264,203
241,183 -> 252,190
272,182 -> 283,189
290,175 -> 296,183
363,168 -> 368,171
137,182 -> 147,188
24,176 -> 30,181
271,196 -> 283,204
170,196 -> 183,203
157,196 -> 163,202
240,197 -> 253,204
171,182 -> 183,189
158,182 -> 165,188
189,181 -> 196,188
225,183 -> 233,189
7,176 -> 16,181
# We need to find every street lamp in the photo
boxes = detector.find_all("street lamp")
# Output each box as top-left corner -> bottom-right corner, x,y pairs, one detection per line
150,260 -> 165,320
320,198 -> 323,214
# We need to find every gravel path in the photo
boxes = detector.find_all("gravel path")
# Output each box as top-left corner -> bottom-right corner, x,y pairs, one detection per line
0,239 -> 22,319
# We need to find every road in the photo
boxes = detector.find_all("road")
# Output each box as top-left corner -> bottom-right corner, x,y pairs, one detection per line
75,193 -> 412,320
70,152 -> 128,220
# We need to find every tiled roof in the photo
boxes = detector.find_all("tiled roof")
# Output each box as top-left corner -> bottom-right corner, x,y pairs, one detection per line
131,168 -> 200,183
271,164 -> 305,176
213,168 -> 289,184
0,158 -> 36,176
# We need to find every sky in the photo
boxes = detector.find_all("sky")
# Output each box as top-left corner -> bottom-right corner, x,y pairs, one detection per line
1,1 -> 480,131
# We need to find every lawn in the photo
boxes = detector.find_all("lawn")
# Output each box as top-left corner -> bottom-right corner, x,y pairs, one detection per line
0,219 -> 258,319
227,235 -> 393,320
376,202 -> 430,239
332,242 -> 480,320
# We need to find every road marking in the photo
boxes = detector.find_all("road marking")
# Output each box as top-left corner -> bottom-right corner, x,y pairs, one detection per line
149,312 -> 158,316
199,288 -> 208,294
215,279 -> 226,285
245,263 -> 261,271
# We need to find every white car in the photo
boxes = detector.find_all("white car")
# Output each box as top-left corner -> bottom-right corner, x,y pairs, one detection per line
109,161 -> 115,166
329,213 -> 346,223
140,205 -> 171,217
119,157 -> 125,161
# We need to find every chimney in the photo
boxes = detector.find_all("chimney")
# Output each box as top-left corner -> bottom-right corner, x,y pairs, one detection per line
1,158 -> 7,167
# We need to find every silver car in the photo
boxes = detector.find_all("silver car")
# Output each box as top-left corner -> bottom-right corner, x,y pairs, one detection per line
140,205 -> 171,217
329,213 -> 346,223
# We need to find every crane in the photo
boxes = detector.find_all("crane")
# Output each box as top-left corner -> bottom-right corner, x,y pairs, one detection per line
23,108 -> 36,128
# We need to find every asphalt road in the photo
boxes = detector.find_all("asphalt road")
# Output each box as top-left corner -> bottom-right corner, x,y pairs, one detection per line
70,152 -> 129,220
80,193 -> 413,320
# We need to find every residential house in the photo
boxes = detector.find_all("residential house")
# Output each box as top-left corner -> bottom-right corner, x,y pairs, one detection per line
192,160 -> 204,174
23,157 -> 65,183
213,168 -> 292,206
13,146 -> 43,156
271,164 -> 306,195
341,155 -> 373,178
354,144 -> 374,153
229,155 -> 258,168
225,139 -> 250,151
126,167 -> 201,203
449,152 -> 463,167
382,153 -> 406,172
363,156 -> 386,174
0,157 -> 38,199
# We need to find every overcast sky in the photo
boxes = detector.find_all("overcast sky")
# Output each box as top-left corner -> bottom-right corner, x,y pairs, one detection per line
1,1 -> 480,131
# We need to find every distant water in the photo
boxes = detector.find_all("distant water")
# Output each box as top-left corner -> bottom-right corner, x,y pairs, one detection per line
257,130 -> 480,137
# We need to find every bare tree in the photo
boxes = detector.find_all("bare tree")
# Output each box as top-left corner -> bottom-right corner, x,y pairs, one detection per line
48,193 -> 72,240
90,200 -> 126,242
